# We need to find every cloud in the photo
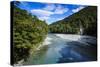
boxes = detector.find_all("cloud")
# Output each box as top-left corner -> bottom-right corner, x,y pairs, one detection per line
31,4 -> 69,16
43,4 -> 69,14
39,16 -> 50,20
19,2 -> 30,10
30,9 -> 53,20
54,5 -> 69,14
31,9 -> 53,17
72,6 -> 85,13
43,4 -> 56,11
30,4 -> 69,21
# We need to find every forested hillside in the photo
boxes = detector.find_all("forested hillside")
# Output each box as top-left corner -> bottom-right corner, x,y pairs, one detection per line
49,6 -> 97,36
11,1 -> 97,64
11,2 -> 48,64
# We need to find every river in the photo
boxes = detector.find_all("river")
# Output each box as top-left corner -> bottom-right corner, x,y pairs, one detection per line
23,34 -> 97,65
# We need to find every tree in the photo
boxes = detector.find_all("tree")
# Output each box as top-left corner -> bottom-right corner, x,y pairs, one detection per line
12,1 -> 48,64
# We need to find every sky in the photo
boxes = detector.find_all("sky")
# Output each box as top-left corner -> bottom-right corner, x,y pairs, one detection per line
15,1 -> 86,24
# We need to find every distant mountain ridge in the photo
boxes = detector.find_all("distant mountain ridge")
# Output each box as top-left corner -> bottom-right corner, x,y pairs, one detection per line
49,6 -> 97,36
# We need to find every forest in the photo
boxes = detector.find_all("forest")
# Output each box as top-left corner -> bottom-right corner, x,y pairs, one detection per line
11,2 -> 48,64
11,1 -> 97,64
49,6 -> 97,37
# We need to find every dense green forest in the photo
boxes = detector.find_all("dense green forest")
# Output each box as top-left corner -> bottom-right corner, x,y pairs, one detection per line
12,1 -> 97,64
49,6 -> 97,36
12,2 -> 48,64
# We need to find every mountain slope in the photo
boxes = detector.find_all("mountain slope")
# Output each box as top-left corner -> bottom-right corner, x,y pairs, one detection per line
11,1 -> 48,64
49,6 -> 97,36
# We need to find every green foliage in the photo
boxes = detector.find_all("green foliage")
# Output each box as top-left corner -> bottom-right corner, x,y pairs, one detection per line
49,6 -> 97,36
12,2 -> 48,63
